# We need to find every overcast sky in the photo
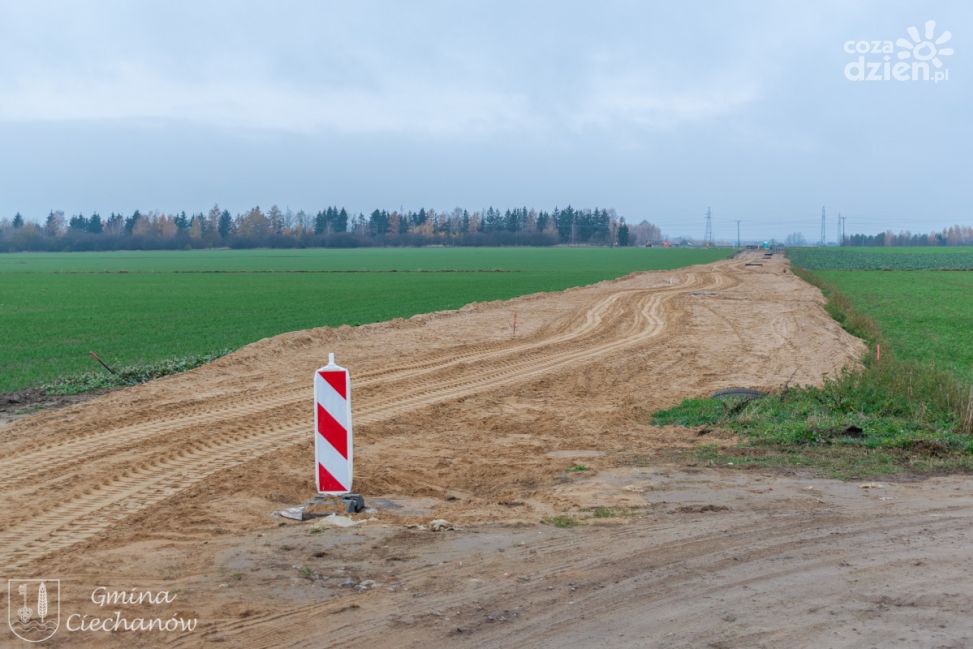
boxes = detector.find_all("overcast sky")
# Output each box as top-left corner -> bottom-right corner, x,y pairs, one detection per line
1,0 -> 970,241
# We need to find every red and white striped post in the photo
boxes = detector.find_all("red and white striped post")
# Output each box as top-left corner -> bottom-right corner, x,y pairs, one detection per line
314,353 -> 353,495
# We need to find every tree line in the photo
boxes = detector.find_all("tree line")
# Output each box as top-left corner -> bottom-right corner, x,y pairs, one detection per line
0,205 -> 646,252
843,226 -> 973,247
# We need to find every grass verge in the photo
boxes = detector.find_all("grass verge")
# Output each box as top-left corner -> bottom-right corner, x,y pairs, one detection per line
653,266 -> 973,478
39,349 -> 231,395
542,515 -> 580,528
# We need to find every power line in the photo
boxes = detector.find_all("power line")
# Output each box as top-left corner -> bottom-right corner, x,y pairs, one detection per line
820,205 -> 826,246
631,213 -> 947,228
704,207 -> 712,246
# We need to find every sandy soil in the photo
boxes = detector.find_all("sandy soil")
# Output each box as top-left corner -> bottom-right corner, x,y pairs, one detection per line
11,251 -> 966,648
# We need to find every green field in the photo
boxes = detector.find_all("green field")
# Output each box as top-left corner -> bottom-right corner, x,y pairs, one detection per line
788,246 -> 973,270
814,272 -> 973,381
0,247 -> 731,393
789,247 -> 973,381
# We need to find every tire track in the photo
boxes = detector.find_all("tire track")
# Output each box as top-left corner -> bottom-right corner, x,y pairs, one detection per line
0,272 -> 713,490
0,280 -> 695,538
0,268 -> 728,569
170,507 -> 973,648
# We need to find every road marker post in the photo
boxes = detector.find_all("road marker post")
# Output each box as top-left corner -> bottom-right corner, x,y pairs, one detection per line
312,353 -> 364,514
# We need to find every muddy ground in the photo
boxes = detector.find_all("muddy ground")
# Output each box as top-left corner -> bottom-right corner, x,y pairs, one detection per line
6,252 -> 967,648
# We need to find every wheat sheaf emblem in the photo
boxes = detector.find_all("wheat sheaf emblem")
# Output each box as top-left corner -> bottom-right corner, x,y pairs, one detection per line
8,579 -> 59,643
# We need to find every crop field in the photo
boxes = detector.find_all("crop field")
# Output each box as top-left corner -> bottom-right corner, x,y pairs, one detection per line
788,246 -> 973,270
789,247 -> 973,381
0,246 -> 731,393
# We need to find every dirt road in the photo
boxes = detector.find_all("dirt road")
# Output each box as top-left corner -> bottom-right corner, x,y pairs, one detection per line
10,251 -> 965,648
177,468 -> 973,649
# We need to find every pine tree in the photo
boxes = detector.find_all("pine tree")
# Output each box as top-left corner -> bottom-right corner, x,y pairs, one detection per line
124,210 -> 141,234
618,222 -> 630,246
218,210 -> 232,239
87,213 -> 103,234
44,211 -> 64,237
69,214 -> 89,231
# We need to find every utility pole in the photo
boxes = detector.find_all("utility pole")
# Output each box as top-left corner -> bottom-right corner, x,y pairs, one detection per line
820,205 -> 826,246
837,213 -> 844,246
704,207 -> 713,247
736,220 -> 741,248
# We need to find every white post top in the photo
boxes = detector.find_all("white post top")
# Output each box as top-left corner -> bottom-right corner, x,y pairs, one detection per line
328,352 -> 336,366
